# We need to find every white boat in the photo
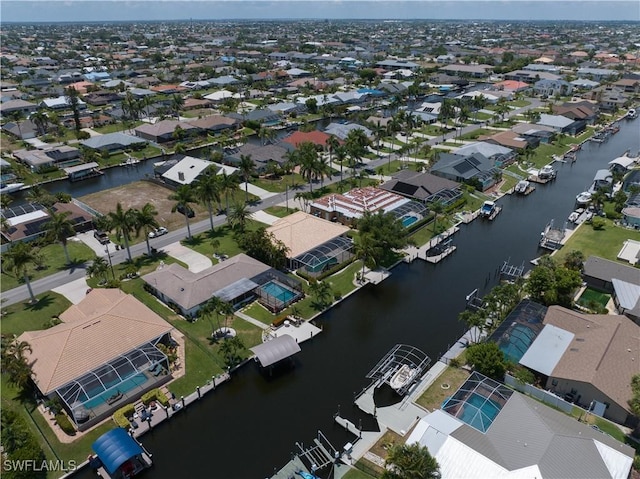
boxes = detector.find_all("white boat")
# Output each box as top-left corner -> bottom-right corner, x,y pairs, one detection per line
568,211 -> 580,223
575,191 -> 592,205
514,180 -> 530,194
480,200 -> 497,217
0,182 -> 25,194
627,108 -> 638,119
538,164 -> 557,180
389,364 -> 417,392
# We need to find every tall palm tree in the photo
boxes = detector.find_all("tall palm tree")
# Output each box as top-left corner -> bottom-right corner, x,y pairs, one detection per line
227,201 -> 250,233
64,86 -> 81,132
30,110 -> 49,136
238,154 -> 255,203
8,111 -> 25,140
194,171 -> 222,232
107,202 -> 136,261
43,210 -> 75,265
169,185 -> 196,239
87,256 -> 109,283
354,232 -> 381,284
135,203 -> 160,255
26,185 -> 53,207
201,296 -> 223,337
327,135 -> 340,165
219,172 -> 239,213
335,145 -> 347,189
297,142 -> 318,193
429,199 -> 445,234
4,242 -> 38,302
171,94 -> 184,119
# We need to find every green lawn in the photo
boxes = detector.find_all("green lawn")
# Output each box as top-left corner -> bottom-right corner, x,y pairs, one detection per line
182,220 -> 267,259
500,175 -> 519,193
1,241 -> 95,292
264,205 -> 299,218
252,173 -> 307,193
553,219 -> 640,264
0,291 -> 71,337
342,466 -> 378,479
415,366 -> 470,411
93,122 -> 143,134
242,302 -> 277,325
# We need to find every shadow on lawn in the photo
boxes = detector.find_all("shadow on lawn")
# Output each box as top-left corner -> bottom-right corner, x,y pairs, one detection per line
24,293 -> 55,311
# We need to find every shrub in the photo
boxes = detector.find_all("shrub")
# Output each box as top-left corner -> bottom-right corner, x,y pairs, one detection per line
591,217 -> 606,230
448,357 -> 460,368
54,412 -> 76,436
113,403 -> 135,428
141,389 -> 170,408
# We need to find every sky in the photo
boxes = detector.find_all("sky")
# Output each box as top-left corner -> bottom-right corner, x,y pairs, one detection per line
1,1 -> 639,23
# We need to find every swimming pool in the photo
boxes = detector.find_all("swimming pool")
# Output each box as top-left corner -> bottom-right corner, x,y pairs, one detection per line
458,393 -> 501,432
260,281 -> 297,303
82,373 -> 149,409
499,323 -> 537,363
402,215 -> 419,228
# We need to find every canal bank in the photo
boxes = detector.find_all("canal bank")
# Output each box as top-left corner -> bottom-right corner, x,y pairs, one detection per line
65,116 -> 640,479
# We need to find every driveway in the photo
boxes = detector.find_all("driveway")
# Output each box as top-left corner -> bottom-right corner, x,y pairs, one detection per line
52,277 -> 90,304
251,210 -> 280,226
73,231 -> 117,257
239,182 -> 278,200
162,242 -> 212,273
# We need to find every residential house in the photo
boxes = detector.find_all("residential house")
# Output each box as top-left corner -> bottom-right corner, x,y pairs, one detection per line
552,102 -> 598,124
537,113 -> 586,135
81,132 -> 147,152
430,152 -> 501,191
0,99 -> 38,118
576,67 -> 619,82
439,64 -> 493,78
281,130 -> 333,150
534,79 -> 573,97
225,143 -> 289,172
13,145 -> 80,171
455,142 -> 517,167
479,130 -> 536,151
187,115 -> 239,133
134,120 -> 198,143
324,122 -> 373,141
379,170 -> 462,205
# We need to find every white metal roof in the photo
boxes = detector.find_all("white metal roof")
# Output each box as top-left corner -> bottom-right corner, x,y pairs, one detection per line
612,278 -> 640,311
161,156 -> 212,185
7,209 -> 48,227
519,324 -> 574,376
250,334 -> 301,367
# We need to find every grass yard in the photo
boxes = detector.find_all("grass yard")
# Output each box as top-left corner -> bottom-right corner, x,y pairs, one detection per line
1,241 -> 95,292
577,288 -> 611,308
0,291 -> 71,337
415,366 -> 470,412
242,301 -> 277,325
342,467 -> 378,479
182,220 -> 267,259
264,205 -> 299,218
553,219 -> 640,264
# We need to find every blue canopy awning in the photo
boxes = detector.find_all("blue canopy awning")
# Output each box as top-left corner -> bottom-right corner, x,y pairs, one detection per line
92,428 -> 143,475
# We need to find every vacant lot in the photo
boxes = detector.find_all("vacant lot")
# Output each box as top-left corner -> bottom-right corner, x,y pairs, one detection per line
79,181 -> 210,232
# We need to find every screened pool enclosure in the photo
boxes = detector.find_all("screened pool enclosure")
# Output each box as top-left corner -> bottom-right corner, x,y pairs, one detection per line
290,236 -> 354,277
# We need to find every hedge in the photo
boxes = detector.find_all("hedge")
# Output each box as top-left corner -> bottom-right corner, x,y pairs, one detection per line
296,256 -> 356,283
55,412 -> 76,436
141,388 -> 170,408
113,403 -> 135,428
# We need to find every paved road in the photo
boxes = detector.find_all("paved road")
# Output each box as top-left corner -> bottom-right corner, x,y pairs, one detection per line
2,98 -> 543,307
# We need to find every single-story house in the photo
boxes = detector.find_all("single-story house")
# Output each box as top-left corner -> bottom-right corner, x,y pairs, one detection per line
323,122 -> 373,141
225,143 -> 289,172
430,152 -> 501,191
537,114 -> 586,136
187,115 -> 239,133
40,96 -> 87,110
13,145 -> 80,171
266,211 -> 353,276
18,289 -> 175,431
80,132 -> 147,152
1,119 -> 38,140
134,120 -> 199,143
160,155 -> 214,186
407,372 -> 634,479
380,170 -> 462,205
478,130 -> 537,151
142,253 -> 303,316
0,99 -> 38,117
310,186 -> 427,227
534,79 -> 573,97
281,130 -> 333,150
518,305 -> 640,426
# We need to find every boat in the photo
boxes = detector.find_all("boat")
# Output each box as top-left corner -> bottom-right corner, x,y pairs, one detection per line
514,180 -> 530,194
0,182 -> 25,194
538,164 -> 557,180
575,191 -> 592,205
480,200 -> 501,220
627,108 -> 638,120
389,364 -> 417,392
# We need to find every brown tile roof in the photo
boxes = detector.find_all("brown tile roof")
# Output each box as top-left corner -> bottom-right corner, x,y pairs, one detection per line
19,289 -> 173,394
544,306 -> 640,413
282,130 -> 332,149
266,211 -> 350,257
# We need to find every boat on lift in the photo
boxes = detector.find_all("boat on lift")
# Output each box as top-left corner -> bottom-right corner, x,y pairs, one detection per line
389,364 -> 417,392
514,180 -> 530,194
0,182 -> 25,194
575,191 -> 592,206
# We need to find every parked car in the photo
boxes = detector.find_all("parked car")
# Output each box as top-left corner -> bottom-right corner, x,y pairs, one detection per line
93,230 -> 110,244
148,226 -> 168,238
176,204 -> 195,218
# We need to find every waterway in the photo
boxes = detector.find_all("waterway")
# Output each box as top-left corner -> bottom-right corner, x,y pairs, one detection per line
72,117 -> 639,479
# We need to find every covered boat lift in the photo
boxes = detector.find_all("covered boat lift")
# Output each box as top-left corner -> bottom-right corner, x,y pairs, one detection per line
364,344 -> 430,396
250,334 -> 301,367
91,427 -> 152,478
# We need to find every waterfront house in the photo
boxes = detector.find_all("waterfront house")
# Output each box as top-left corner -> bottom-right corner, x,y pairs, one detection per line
1,119 -> 38,140
187,114 -> 239,133
533,79 -> 573,97
309,186 -> 427,227
281,130 -> 334,150
324,122 -> 373,141
537,114 -> 586,136
518,305 -> 640,426
0,99 -> 38,118
379,170 -> 462,205
134,120 -> 199,143
18,289 -> 175,431
407,372 -> 634,479
80,132 -> 147,152
224,143 -> 289,173
265,211 -> 353,277
430,151 -> 503,190
142,253 -> 303,316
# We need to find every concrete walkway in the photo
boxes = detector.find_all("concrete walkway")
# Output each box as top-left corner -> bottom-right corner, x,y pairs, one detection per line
251,210 -> 280,225
162,242 -> 212,273
234,310 -> 269,330
239,182 -> 278,200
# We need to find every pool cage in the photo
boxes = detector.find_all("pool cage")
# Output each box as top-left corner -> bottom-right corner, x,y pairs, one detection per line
427,188 -> 462,206
488,300 -> 547,363
255,272 -> 304,313
442,371 -> 513,433
388,200 -> 428,226
290,236 -> 354,278
55,337 -> 169,430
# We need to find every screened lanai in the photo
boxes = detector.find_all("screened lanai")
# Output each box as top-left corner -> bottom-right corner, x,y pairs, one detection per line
290,235 -> 354,276
57,338 -> 169,428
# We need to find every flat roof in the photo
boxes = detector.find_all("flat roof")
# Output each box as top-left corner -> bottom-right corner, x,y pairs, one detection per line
519,324 -> 574,376
63,162 -> 99,174
7,209 -> 48,227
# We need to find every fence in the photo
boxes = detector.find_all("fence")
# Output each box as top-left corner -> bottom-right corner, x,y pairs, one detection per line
504,374 -> 573,414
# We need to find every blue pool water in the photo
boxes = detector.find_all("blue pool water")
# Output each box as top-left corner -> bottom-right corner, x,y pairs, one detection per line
82,373 -> 149,409
499,324 -> 537,363
402,215 -> 418,228
459,393 -> 501,432
261,281 -> 297,303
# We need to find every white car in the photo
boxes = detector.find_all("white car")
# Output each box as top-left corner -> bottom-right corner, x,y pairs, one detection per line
148,227 -> 168,238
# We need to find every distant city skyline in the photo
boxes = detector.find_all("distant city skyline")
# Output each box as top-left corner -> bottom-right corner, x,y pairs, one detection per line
2,1 -> 639,23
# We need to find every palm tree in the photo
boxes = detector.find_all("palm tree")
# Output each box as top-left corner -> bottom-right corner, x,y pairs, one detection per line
309,280 -> 333,309
429,199 -> 445,234
327,135 -> 340,165
64,86 -> 81,132
297,142 -> 318,193
169,185 -> 196,239
8,110 -> 25,140
495,97 -> 511,122
227,201 -> 251,233
43,210 -> 75,265
194,171 -> 222,232
354,232 -> 381,284
171,94 -> 184,119
26,185 -> 53,207
87,256 -> 109,283
219,172 -> 239,213
107,202 -> 136,261
134,203 -> 160,255
238,154 -> 255,203
30,110 -> 49,136
335,145 -> 347,189
1,336 -> 33,391
382,442 -> 441,479
201,296 -> 223,337
4,242 -> 38,302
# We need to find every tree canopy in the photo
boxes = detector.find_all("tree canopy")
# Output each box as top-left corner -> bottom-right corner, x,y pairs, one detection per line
382,442 -> 441,479
466,342 -> 506,381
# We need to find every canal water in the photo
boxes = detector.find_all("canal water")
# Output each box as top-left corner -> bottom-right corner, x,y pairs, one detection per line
71,118 -> 638,479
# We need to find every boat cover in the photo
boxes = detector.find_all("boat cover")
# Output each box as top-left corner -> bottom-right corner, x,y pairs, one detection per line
250,334 -> 301,367
92,427 -> 143,475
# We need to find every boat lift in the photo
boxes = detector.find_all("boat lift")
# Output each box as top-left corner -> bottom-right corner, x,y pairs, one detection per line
363,344 -> 431,397
295,431 -> 339,474
499,259 -> 525,282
